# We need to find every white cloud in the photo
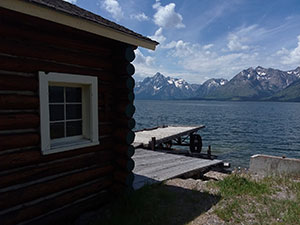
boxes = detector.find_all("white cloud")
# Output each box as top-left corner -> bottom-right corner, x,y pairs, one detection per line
134,49 -> 155,66
227,33 -> 249,51
101,0 -> 123,21
130,13 -> 149,21
63,0 -> 77,3
153,2 -> 185,29
162,38 -> 264,80
133,49 -> 158,79
281,35 -> 300,65
226,25 -> 266,51
203,44 -> 214,50
148,28 -> 166,44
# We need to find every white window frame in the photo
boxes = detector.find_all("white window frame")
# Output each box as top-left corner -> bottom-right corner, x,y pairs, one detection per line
39,71 -> 99,155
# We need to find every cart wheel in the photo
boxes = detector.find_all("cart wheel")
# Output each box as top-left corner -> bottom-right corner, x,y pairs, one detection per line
190,134 -> 202,153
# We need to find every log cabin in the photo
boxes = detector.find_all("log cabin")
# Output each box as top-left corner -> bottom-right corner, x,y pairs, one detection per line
0,0 -> 158,224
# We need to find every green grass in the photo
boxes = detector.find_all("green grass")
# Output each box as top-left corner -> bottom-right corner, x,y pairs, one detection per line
212,174 -> 300,224
216,175 -> 271,197
91,174 -> 300,225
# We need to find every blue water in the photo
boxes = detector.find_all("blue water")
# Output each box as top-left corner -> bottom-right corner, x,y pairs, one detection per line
134,100 -> 300,168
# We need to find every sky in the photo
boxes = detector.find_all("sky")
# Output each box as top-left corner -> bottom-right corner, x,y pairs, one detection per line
64,0 -> 300,84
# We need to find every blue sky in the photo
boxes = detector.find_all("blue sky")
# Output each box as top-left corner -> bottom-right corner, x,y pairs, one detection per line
65,0 -> 300,84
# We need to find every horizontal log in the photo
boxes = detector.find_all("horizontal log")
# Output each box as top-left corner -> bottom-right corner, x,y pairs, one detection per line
0,151 -> 113,189
0,165 -> 113,210
0,180 -> 112,225
0,9 -> 115,56
119,91 -> 135,103
116,103 -> 136,118
0,54 -> 107,77
0,140 -> 112,171
0,37 -> 113,70
0,94 -> 39,110
0,75 -> 38,91
114,117 -> 136,129
114,129 -> 135,145
124,47 -> 135,62
24,190 -> 110,225
98,111 -> 113,122
0,113 -> 39,130
114,171 -> 134,187
116,63 -> 135,76
0,133 -> 40,151
114,144 -> 135,158
115,76 -> 135,90
98,124 -> 113,136
116,158 -> 135,172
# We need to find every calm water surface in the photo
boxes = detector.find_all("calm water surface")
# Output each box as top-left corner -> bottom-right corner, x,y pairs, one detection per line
134,100 -> 300,168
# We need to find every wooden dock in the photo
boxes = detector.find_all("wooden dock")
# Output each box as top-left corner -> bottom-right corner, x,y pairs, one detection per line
133,125 -> 205,149
133,148 -> 223,190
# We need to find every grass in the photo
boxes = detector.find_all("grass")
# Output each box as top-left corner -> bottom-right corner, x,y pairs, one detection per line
211,174 -> 300,224
92,174 -> 300,225
216,174 -> 271,197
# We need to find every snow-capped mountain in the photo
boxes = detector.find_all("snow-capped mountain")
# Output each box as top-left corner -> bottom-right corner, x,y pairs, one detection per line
135,72 -> 200,100
209,66 -> 300,100
196,78 -> 228,97
134,67 -> 300,101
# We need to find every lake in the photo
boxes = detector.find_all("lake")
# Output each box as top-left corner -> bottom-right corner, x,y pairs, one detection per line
133,100 -> 300,168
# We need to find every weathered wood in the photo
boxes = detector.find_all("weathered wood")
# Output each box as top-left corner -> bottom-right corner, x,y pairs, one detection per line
0,133 -> 40,151
0,151 -> 113,189
115,117 -> 136,129
115,76 -> 135,90
114,129 -> 135,145
0,75 -> 38,91
24,190 -> 110,225
114,171 -> 134,186
0,113 -> 39,130
0,165 -> 113,210
0,37 -> 113,70
117,63 -> 135,76
0,139 -> 112,170
0,95 -> 39,110
0,9 -> 116,56
133,149 -> 223,190
0,180 -> 112,225
116,158 -> 135,172
124,47 -> 135,62
117,103 -> 135,118
134,126 -> 205,148
114,144 -> 135,157
0,54 -> 106,77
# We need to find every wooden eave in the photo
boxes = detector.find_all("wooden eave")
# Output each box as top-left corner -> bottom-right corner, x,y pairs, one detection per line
0,0 -> 158,50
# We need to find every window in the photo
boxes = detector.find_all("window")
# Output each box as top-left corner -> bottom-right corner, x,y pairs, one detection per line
39,72 -> 99,155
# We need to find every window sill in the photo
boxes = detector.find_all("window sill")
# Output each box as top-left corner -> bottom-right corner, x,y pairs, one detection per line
42,139 -> 99,155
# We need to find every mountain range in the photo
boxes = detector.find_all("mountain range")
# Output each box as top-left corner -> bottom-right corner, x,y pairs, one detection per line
134,66 -> 300,101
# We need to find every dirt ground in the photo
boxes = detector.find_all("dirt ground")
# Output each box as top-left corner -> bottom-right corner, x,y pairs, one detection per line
163,171 -> 229,225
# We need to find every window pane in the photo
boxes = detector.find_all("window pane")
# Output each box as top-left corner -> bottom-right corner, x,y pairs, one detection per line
66,121 -> 82,136
50,104 -> 64,121
66,104 -> 82,120
49,86 -> 64,103
66,87 -> 82,102
50,122 -> 65,139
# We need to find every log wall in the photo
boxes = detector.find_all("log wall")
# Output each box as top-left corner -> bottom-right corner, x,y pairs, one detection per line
0,7 -> 136,225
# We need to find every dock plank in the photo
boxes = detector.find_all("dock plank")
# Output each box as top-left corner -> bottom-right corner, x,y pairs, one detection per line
134,125 -> 205,148
133,148 -> 222,189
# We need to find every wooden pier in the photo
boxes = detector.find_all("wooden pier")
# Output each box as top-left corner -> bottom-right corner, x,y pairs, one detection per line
132,126 -> 223,189
133,148 -> 223,189
133,125 -> 205,150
